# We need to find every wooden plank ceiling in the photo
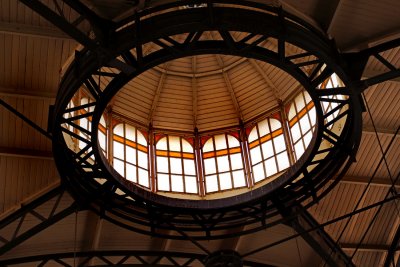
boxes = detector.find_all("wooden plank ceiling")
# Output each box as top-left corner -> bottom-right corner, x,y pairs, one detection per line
0,0 -> 399,266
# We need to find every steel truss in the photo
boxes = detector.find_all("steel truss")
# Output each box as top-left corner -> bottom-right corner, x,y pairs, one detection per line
344,38 -> 400,87
10,0 -> 400,266
0,250 -> 275,267
0,186 -> 78,256
47,0 -> 363,240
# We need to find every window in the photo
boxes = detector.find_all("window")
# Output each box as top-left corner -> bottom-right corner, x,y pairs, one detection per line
248,117 -> 290,183
202,134 -> 246,193
287,91 -> 316,160
155,135 -> 198,193
112,123 -> 149,188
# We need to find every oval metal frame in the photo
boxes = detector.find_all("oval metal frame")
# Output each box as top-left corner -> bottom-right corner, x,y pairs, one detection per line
52,1 -> 362,239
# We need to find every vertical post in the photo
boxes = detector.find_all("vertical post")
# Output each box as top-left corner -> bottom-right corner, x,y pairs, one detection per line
280,101 -> 296,165
194,128 -> 205,196
239,121 -> 253,188
148,124 -> 156,192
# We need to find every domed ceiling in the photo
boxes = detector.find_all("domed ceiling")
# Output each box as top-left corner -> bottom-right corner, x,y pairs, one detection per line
111,32 -> 305,132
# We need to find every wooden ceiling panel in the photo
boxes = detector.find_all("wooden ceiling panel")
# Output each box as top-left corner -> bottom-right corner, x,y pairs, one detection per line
0,155 -> 59,214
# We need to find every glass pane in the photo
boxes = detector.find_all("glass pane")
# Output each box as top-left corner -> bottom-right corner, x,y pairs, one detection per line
137,131 -> 147,145
304,131 -> 313,147
206,175 -> 218,193
295,94 -> 305,111
138,151 -> 148,169
80,118 -> 88,129
81,97 -> 88,106
99,131 -> 106,150
291,122 -> 301,142
309,107 -> 317,126
185,176 -> 198,193
277,152 -> 290,171
295,141 -> 305,160
227,135 -> 240,147
138,168 -> 149,187
269,118 -> 281,132
273,135 -> 286,153
114,124 -> 124,137
156,137 -> 168,150
126,146 -> 136,164
170,157 -> 183,174
171,175 -> 184,192
219,173 -> 232,190
261,140 -> 274,159
126,125 -> 136,141
169,136 -> 181,152
265,158 -> 278,177
288,103 -> 296,120
253,163 -> 265,182
184,159 -> 196,175
203,138 -> 214,152
126,163 -> 137,183
113,141 -> 124,160
250,147 -> 262,164
304,91 -> 312,103
100,116 -> 106,126
215,134 -> 227,150
248,127 -> 259,142
217,155 -> 230,172
157,156 -> 169,173
113,158 -> 124,176
204,158 -> 216,175
182,139 -> 193,153
230,153 -> 243,170
233,170 -> 246,188
258,119 -> 270,137
157,174 -> 170,191
300,115 -> 311,133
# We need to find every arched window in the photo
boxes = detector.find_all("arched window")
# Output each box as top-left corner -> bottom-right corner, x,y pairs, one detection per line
287,91 -> 316,160
112,123 -> 149,188
248,117 -> 290,183
155,136 -> 198,193
202,134 -> 246,193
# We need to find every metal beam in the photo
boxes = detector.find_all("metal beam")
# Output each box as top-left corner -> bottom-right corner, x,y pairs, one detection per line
363,69 -> 400,83
0,146 -> 53,160
0,98 -> 52,139
0,250 -> 277,267
384,222 -> 400,267
0,186 -> 79,256
289,206 -> 355,267
0,21 -> 70,40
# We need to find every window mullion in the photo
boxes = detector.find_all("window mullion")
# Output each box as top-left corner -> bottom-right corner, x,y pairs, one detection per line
280,103 -> 296,166
148,125 -> 156,192
240,123 -> 253,188
195,129 -> 205,197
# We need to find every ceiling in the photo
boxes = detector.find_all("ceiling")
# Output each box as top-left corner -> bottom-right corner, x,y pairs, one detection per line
0,0 -> 399,266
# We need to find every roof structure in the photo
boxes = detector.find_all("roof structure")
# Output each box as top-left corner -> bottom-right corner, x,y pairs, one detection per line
0,0 -> 400,266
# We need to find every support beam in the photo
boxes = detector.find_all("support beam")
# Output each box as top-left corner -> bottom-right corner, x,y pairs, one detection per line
363,69 -> 400,83
341,243 -> 396,252
384,222 -> 400,267
0,186 -> 79,256
0,146 -> 53,160
0,21 -> 70,40
339,176 -> 400,187
363,126 -> 400,137
289,206 -> 356,267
